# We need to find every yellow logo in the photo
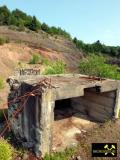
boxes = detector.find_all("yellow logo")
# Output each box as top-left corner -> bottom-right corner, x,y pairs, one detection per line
104,144 -> 116,156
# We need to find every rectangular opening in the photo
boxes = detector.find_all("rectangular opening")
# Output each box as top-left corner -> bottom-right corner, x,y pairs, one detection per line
54,98 -> 72,121
52,97 -> 96,151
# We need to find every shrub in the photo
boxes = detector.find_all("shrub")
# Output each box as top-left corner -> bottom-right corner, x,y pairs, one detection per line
44,60 -> 65,75
29,54 -> 41,64
0,138 -> 13,160
79,55 -> 120,79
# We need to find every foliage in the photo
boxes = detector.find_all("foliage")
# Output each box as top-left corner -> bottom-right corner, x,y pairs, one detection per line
29,16 -> 41,32
0,5 -> 11,25
79,55 -> 120,79
44,148 -> 75,160
73,38 -> 120,57
0,77 -> 4,89
44,60 -> 65,75
41,23 -> 49,32
0,138 -> 13,160
0,5 -> 71,39
29,54 -> 41,64
47,26 -> 71,39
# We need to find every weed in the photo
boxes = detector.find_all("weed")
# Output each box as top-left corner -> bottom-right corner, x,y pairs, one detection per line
44,60 -> 65,75
29,53 -> 41,64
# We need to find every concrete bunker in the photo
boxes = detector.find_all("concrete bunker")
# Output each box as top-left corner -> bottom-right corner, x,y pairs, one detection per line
7,74 -> 120,156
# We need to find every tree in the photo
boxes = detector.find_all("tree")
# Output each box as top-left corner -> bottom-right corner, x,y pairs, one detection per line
0,5 -> 11,25
17,19 -> 25,31
92,40 -> 103,52
102,45 -> 111,54
41,23 -> 49,32
12,9 -> 27,20
9,15 -> 18,26
73,37 -> 78,44
29,16 -> 41,31
24,15 -> 33,27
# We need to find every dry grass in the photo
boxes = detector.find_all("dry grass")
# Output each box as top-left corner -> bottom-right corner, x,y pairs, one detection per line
0,26 -> 81,54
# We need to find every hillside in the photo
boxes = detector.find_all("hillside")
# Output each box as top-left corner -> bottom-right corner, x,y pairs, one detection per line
0,26 -> 83,76
0,26 -> 83,104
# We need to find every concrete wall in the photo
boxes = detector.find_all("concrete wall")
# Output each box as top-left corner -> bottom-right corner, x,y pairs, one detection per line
71,89 -> 116,122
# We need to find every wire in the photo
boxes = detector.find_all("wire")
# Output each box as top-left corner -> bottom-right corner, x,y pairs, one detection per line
0,88 -> 40,137
0,78 -> 52,137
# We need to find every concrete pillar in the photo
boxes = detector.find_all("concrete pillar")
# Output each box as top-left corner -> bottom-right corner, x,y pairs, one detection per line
114,89 -> 120,118
40,88 -> 54,156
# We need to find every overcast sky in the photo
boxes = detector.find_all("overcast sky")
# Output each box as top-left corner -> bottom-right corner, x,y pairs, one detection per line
0,0 -> 120,46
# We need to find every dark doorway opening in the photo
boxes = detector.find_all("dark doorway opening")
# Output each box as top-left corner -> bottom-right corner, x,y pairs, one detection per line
54,98 -> 73,121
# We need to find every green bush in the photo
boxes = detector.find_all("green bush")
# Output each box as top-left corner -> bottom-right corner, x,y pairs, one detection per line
29,54 -> 41,64
44,60 -> 65,75
0,77 -> 4,89
79,55 -> 120,79
0,138 -> 13,160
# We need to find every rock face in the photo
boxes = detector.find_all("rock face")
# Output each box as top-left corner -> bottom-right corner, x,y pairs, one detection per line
7,74 -> 120,156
